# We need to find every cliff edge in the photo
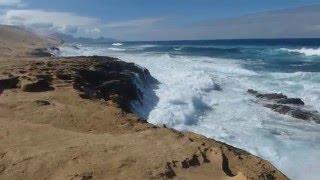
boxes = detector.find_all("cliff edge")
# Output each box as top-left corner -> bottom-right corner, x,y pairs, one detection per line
0,25 -> 288,180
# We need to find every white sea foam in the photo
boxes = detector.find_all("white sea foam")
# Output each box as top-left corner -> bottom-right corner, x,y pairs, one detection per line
130,44 -> 158,51
174,47 -> 183,51
123,54 -> 320,180
137,44 -> 157,48
112,43 -> 123,46
281,47 -> 320,56
60,44 -> 320,180
108,47 -> 126,51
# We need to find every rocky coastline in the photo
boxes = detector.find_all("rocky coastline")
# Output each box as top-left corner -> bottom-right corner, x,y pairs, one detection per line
1,56 -> 155,112
0,25 -> 288,180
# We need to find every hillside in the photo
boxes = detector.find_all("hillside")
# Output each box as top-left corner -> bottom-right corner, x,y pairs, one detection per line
0,25 -> 57,57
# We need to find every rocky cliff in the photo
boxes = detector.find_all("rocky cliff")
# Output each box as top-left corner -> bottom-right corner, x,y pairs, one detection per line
0,25 -> 288,180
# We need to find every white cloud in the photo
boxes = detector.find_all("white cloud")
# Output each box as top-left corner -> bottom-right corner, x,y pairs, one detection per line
0,9 -> 99,34
0,8 -> 165,38
0,0 -> 24,7
105,17 -> 164,28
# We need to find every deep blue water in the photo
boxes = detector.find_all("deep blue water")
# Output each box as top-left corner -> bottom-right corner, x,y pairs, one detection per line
86,39 -> 320,73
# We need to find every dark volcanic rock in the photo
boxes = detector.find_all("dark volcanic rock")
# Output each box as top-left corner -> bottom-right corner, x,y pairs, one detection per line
55,73 -> 73,80
29,48 -> 53,57
161,163 -> 176,179
276,98 -> 304,106
248,89 -> 305,105
36,74 -> 53,82
0,76 -> 19,90
247,89 -> 258,95
68,56 -> 155,112
259,93 -> 287,100
73,66 -> 144,111
76,70 -> 107,85
248,89 -> 320,123
21,79 -> 54,92
264,104 -> 291,114
81,171 -> 93,180
248,89 -> 287,100
290,109 -> 314,120
1,56 -> 156,113
35,100 -> 51,106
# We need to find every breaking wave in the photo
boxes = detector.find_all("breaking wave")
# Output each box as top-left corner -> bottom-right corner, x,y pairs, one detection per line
59,41 -> 320,180
112,43 -> 123,46
281,47 -> 320,56
108,47 -> 126,51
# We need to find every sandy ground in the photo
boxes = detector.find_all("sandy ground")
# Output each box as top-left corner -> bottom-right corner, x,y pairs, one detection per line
0,25 -> 288,180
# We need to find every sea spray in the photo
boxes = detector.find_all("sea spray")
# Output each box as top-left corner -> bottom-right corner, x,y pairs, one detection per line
59,40 -> 320,180
280,47 -> 320,56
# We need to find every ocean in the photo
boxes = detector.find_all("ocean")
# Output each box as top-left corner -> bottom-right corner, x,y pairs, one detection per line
59,39 -> 320,180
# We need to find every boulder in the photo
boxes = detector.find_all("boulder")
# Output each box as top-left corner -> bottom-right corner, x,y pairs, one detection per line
0,76 -> 19,90
264,104 -> 291,114
258,93 -> 287,100
81,171 -> 93,180
21,79 -> 54,92
248,89 -> 287,100
276,98 -> 304,105
35,100 -> 51,106
56,73 -> 73,80
247,89 -> 259,95
290,109 -> 314,121
36,74 -> 53,82
249,89 -> 319,123
29,48 -> 53,57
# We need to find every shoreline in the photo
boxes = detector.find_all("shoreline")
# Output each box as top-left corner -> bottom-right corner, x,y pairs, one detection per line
0,25 -> 288,179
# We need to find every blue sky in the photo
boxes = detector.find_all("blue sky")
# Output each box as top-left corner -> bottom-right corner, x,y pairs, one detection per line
1,0 -> 320,40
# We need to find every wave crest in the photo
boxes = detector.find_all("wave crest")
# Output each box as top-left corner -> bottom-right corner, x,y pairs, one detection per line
108,47 -> 126,51
281,47 -> 320,56
112,43 -> 123,46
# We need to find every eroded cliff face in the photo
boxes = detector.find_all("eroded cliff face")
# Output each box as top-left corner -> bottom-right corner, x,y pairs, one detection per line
0,56 -> 154,112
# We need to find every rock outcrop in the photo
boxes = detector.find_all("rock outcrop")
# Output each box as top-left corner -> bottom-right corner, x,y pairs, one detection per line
28,48 -> 53,57
21,79 -> 54,92
0,56 -> 155,112
0,76 -> 19,90
248,89 -> 320,123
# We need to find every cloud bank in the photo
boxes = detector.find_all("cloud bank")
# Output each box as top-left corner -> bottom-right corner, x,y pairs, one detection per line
0,9 -> 99,34
0,3 -> 319,40
0,7 -> 164,38
105,17 -> 165,28
0,0 -> 25,7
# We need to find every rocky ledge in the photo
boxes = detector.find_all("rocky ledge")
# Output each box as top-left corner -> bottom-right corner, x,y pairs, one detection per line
248,89 -> 320,123
0,56 -> 155,112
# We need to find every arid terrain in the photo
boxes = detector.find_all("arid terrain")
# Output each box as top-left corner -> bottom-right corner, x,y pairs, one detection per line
0,25 -> 288,180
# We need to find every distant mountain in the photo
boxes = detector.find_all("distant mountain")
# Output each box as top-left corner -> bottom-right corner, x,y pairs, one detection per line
0,25 -> 59,56
50,33 -> 118,44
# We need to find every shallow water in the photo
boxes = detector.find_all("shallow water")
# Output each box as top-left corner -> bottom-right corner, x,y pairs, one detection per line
60,39 -> 320,180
